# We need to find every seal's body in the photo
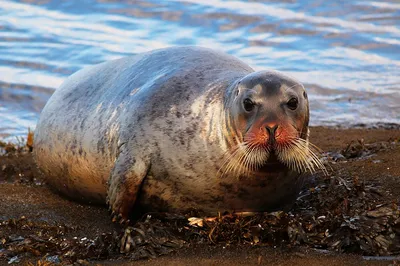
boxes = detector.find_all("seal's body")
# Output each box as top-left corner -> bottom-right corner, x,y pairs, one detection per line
34,47 -> 324,218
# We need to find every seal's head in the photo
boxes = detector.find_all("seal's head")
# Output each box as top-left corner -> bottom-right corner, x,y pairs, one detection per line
222,70 -> 326,177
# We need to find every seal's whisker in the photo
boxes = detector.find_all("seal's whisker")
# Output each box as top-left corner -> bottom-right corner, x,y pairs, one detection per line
276,137 -> 327,175
293,141 -> 316,173
292,140 -> 318,173
309,149 -> 328,175
245,145 -> 256,172
247,142 -> 269,172
239,146 -> 250,176
218,143 -> 244,177
307,141 -> 323,152
249,145 -> 263,171
303,141 -> 331,175
295,139 -> 327,175
294,138 -> 327,171
225,147 -> 245,176
226,142 -> 253,177
218,138 -> 272,178
238,143 -> 254,176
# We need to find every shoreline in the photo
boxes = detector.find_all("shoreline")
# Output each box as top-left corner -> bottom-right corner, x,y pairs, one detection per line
0,126 -> 399,265
2,122 -> 400,142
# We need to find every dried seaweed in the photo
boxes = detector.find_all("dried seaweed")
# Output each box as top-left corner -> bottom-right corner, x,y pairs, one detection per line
182,173 -> 399,256
0,216 -> 118,264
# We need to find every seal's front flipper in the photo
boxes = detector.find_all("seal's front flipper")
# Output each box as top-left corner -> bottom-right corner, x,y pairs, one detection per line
107,153 -> 149,223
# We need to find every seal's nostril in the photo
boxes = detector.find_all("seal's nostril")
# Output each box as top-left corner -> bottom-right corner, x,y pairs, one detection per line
266,124 -> 278,137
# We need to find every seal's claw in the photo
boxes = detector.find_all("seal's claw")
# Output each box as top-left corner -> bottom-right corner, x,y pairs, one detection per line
110,196 -> 130,221
111,212 -> 129,225
120,219 -> 131,225
108,197 -> 133,225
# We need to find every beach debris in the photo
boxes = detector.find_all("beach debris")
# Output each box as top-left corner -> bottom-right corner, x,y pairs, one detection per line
7,255 -> 20,264
119,215 -> 186,260
341,139 -> 397,159
0,134 -> 399,263
45,255 -> 60,264
0,128 -> 34,155
0,140 -> 39,183
26,128 -> 34,152
26,260 -> 55,266
188,217 -> 204,227
0,140 -> 16,154
342,139 -> 366,158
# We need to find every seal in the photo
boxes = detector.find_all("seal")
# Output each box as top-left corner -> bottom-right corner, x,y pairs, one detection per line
34,46 -> 326,220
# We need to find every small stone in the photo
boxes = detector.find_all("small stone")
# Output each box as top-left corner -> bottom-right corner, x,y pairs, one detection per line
46,255 -> 61,263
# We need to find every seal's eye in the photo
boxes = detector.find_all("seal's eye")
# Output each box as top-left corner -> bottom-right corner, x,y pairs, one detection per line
243,98 -> 255,112
287,98 -> 298,110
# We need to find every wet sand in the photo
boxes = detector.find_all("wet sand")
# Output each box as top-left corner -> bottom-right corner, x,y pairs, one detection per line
0,126 -> 399,265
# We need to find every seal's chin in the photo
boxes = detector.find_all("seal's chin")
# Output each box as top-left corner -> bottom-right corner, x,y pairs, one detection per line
256,153 -> 289,174
249,148 -> 291,174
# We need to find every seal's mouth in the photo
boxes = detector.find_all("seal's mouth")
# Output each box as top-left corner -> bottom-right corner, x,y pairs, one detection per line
219,138 -> 327,177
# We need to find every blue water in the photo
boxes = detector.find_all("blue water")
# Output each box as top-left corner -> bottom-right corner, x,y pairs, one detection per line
1,0 -> 399,138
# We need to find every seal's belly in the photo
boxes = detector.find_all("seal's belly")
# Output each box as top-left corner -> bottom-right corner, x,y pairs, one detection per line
138,169 -> 303,214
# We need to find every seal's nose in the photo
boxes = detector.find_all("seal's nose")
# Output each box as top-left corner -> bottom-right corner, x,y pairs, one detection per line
266,124 -> 278,138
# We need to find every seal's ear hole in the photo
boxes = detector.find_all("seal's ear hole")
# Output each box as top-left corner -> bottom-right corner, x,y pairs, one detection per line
303,91 -> 307,99
235,81 -> 241,96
